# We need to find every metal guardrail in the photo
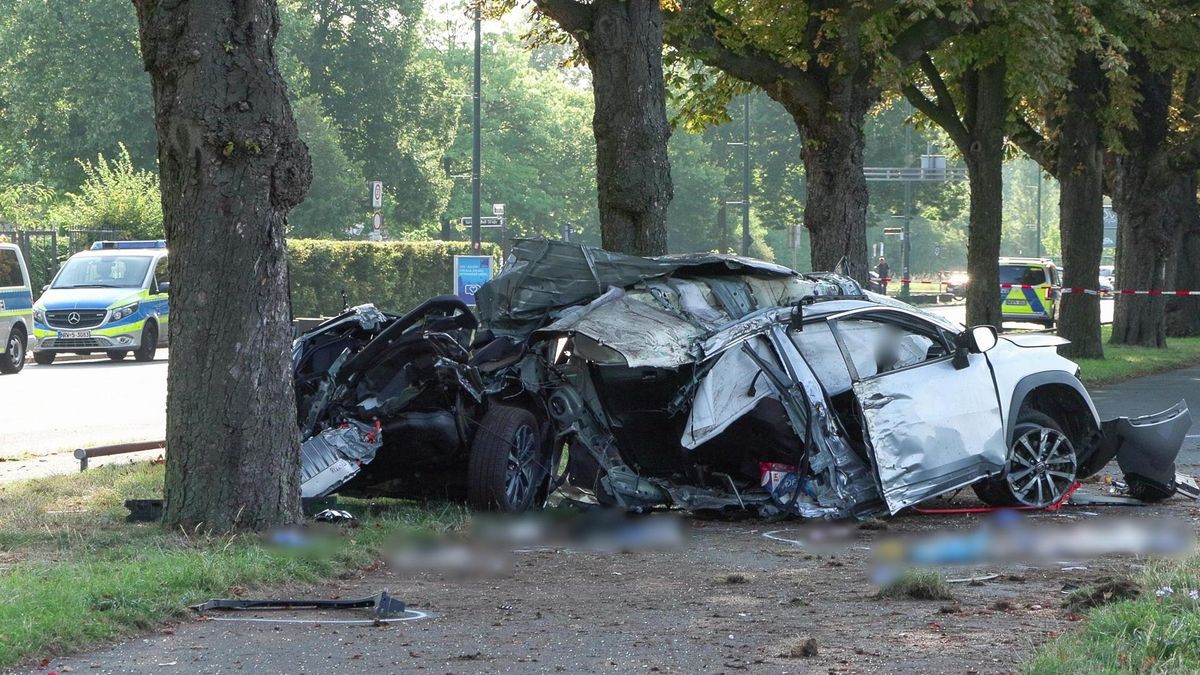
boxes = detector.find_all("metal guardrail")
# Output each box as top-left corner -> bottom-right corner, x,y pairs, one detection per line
75,440 -> 165,471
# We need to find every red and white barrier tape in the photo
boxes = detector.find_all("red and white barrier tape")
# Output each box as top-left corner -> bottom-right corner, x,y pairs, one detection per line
873,280 -> 1200,295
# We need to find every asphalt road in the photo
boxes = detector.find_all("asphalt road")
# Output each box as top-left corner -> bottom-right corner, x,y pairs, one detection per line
0,351 -> 167,459
924,296 -> 1115,328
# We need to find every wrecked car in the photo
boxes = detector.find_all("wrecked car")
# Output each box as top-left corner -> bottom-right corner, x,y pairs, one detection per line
293,239 -> 1191,519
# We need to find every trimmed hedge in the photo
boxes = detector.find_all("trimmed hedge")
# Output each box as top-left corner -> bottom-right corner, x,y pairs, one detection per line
287,239 -> 500,318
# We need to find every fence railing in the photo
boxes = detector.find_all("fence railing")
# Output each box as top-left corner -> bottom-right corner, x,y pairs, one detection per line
0,228 -> 127,290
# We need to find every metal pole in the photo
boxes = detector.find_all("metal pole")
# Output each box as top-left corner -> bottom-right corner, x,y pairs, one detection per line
470,2 -> 481,251
741,93 -> 751,256
900,101 -> 912,300
1034,168 -> 1043,258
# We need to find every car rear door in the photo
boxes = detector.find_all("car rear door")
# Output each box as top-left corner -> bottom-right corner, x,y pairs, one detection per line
827,309 -> 1007,513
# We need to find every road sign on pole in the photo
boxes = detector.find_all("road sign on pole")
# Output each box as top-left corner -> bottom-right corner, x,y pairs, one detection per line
460,216 -> 503,228
372,211 -> 382,231
492,203 -> 505,216
370,181 -> 382,209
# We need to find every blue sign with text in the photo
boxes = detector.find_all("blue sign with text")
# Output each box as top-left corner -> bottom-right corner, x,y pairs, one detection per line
454,255 -> 493,306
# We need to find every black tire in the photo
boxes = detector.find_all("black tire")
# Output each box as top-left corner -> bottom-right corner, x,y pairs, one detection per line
108,351 -> 129,361
33,350 -> 54,366
467,405 -> 548,512
134,322 -> 157,362
0,328 -> 25,374
973,410 -> 1078,507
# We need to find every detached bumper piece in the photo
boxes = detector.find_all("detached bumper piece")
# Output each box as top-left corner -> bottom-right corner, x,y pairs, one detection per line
300,420 -> 383,498
191,591 -> 406,619
1097,400 -> 1192,501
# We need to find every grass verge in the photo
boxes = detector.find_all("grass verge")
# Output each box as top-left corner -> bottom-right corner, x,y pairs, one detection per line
0,462 -> 465,669
1026,557 -> 1200,673
1074,326 -> 1200,386
876,569 -> 955,601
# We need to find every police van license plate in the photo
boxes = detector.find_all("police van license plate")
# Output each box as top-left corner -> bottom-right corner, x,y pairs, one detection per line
59,330 -> 91,339
1004,299 -> 1027,306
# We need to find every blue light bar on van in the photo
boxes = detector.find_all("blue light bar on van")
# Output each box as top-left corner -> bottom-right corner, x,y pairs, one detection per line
90,240 -> 167,250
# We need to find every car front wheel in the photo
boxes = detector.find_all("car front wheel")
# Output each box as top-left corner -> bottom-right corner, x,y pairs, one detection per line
0,328 -> 25,374
467,405 -> 548,512
973,411 -> 1077,507
33,350 -> 54,366
134,323 -> 157,362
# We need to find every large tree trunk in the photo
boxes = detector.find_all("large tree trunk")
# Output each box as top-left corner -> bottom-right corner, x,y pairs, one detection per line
578,0 -> 673,255
1110,56 -> 1172,348
134,0 -> 312,530
793,79 -> 872,282
1054,54 -> 1105,359
962,62 -> 1006,329
1165,172 -> 1200,337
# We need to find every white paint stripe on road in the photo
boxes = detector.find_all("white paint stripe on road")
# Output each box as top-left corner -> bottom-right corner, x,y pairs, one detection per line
203,609 -> 429,625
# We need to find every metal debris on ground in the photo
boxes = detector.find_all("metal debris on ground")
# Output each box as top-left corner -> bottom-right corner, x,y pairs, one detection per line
190,591 -> 406,619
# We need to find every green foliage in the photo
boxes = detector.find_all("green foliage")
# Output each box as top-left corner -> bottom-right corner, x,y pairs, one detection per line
0,182 -> 55,229
440,32 -> 598,244
55,145 -> 162,238
288,96 -> 368,239
0,462 -> 465,669
287,239 -> 500,317
0,0 -> 156,188
280,0 -> 460,233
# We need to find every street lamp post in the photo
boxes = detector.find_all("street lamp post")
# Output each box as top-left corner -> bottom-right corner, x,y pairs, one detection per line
726,93 -> 752,256
470,1 -> 482,251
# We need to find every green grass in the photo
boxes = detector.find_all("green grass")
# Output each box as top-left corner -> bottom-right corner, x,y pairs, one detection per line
1074,326 -> 1200,385
875,569 -> 956,601
1026,558 -> 1200,674
0,463 -> 465,669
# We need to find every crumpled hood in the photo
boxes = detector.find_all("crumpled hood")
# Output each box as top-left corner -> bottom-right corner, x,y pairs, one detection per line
36,287 -> 141,311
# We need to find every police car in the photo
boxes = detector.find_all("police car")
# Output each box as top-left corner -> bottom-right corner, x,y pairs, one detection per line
0,242 -> 33,373
31,241 -> 169,364
999,257 -> 1060,328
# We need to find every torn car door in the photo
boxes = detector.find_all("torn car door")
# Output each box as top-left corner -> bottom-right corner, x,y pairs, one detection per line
830,311 -> 1007,513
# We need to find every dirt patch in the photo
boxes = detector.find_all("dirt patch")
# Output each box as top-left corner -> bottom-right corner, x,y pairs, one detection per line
1063,579 -> 1142,612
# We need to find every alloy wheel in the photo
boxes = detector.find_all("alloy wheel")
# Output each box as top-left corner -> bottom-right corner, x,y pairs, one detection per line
1004,426 -> 1077,507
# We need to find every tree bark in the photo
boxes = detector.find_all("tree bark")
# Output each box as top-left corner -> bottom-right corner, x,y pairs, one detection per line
791,79 -> 872,280
1164,172 -> 1200,337
961,61 -> 1006,329
134,0 -> 312,530
1110,56 -> 1173,348
538,0 -> 673,256
1054,54 -> 1105,359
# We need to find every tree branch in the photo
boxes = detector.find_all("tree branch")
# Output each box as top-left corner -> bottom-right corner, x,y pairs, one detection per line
669,1 -> 824,111
901,83 -> 969,151
532,0 -> 594,34
1009,115 -> 1056,174
890,13 -> 972,67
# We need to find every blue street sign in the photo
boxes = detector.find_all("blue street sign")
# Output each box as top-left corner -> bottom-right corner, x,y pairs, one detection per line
454,255 -> 493,306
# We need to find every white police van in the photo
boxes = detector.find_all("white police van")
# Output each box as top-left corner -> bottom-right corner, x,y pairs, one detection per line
31,241 -> 169,364
0,242 -> 33,373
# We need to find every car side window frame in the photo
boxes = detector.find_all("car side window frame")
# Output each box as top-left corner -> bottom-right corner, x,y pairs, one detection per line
153,255 -> 169,293
824,308 -> 956,383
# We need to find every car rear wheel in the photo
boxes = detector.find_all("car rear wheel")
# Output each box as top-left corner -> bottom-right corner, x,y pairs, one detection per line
0,328 -> 25,374
33,350 -> 54,366
134,323 -> 157,362
973,411 -> 1077,507
108,350 -> 128,361
468,405 -> 548,512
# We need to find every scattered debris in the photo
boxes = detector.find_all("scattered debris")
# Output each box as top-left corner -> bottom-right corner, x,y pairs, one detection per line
191,590 -> 406,619
990,599 -> 1015,611
877,570 -> 955,601
312,508 -> 356,524
1063,579 -> 1141,612
947,573 -> 999,584
719,573 -> 751,585
781,637 -> 819,658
